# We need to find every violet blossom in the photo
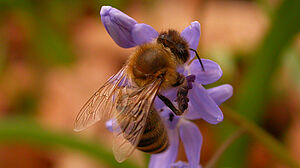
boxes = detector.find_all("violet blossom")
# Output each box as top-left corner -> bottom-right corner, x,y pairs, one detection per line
150,83 -> 232,168
101,6 -> 233,168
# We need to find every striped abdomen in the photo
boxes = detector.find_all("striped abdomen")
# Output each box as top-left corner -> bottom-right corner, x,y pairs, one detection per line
137,108 -> 169,154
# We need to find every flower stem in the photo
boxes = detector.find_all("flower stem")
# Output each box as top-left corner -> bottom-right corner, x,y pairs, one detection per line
204,128 -> 245,168
223,107 -> 300,168
0,117 -> 141,168
220,0 -> 300,166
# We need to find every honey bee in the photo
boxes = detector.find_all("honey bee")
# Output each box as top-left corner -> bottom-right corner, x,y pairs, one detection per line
74,29 -> 204,162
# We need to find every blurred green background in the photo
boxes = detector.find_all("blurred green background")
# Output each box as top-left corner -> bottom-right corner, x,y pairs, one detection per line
0,0 -> 300,167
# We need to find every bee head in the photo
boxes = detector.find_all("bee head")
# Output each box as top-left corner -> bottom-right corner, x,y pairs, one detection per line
157,30 -> 190,64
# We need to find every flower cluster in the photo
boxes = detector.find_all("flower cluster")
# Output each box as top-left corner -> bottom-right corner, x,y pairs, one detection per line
101,6 -> 233,168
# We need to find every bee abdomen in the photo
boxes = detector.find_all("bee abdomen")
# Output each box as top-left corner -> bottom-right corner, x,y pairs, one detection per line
137,128 -> 168,154
137,108 -> 169,154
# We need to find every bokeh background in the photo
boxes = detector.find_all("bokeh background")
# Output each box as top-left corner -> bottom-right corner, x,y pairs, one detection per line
0,0 -> 300,167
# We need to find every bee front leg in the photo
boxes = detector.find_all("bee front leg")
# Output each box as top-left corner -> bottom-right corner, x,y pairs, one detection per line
157,93 -> 181,115
158,74 -> 195,116
176,75 -> 195,113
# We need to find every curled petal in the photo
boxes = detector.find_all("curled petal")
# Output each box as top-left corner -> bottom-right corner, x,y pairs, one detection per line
185,84 -> 223,124
132,23 -> 158,45
181,21 -> 201,58
149,129 -> 179,168
100,6 -> 137,48
186,59 -> 223,85
179,120 -> 202,168
207,84 -> 233,105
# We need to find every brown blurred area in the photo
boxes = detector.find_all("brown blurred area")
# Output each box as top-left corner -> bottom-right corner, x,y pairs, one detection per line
0,0 -> 300,167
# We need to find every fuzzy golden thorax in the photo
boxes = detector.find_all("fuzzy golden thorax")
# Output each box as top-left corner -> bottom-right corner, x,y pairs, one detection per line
127,43 -> 180,89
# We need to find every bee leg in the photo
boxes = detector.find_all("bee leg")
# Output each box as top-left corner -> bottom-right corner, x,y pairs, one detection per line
172,73 -> 185,87
176,75 -> 195,113
157,74 -> 195,116
157,93 -> 181,115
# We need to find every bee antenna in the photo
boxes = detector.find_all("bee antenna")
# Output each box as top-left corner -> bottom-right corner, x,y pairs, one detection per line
189,48 -> 205,71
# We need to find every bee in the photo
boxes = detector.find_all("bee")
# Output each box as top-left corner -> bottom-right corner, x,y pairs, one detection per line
74,29 -> 204,162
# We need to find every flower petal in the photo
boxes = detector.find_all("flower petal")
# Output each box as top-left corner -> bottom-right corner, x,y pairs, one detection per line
179,120 -> 202,168
171,161 -> 202,168
100,6 -> 137,48
181,21 -> 201,58
105,119 -> 114,132
185,84 -> 223,124
132,23 -> 158,45
160,107 -> 180,130
207,84 -> 233,105
105,119 -> 121,133
154,97 -> 165,110
187,59 -> 223,85
162,87 -> 178,101
177,65 -> 185,74
154,87 -> 177,110
149,129 -> 179,168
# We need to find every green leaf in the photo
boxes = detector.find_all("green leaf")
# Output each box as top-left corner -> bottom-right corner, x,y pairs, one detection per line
284,47 -> 300,92
0,117 -> 141,168
219,0 -> 300,167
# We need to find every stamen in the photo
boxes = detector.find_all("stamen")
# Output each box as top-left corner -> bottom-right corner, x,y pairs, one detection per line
186,75 -> 195,89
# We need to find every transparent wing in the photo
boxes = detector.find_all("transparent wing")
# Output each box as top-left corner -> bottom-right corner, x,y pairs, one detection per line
111,78 -> 163,162
74,66 -> 133,132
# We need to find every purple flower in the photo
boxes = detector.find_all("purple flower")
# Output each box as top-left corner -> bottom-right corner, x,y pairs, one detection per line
150,84 -> 232,168
100,6 -> 158,48
100,6 -> 233,168
172,161 -> 202,168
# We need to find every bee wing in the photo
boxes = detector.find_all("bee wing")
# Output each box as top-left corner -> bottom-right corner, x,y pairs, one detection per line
111,78 -> 163,163
74,66 -> 133,132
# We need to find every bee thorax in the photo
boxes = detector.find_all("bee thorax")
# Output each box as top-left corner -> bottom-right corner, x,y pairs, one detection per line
133,47 -> 168,78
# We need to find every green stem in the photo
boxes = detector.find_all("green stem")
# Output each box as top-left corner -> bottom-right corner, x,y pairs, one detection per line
223,107 -> 300,168
221,0 -> 300,166
205,128 -> 245,168
0,118 -> 140,168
